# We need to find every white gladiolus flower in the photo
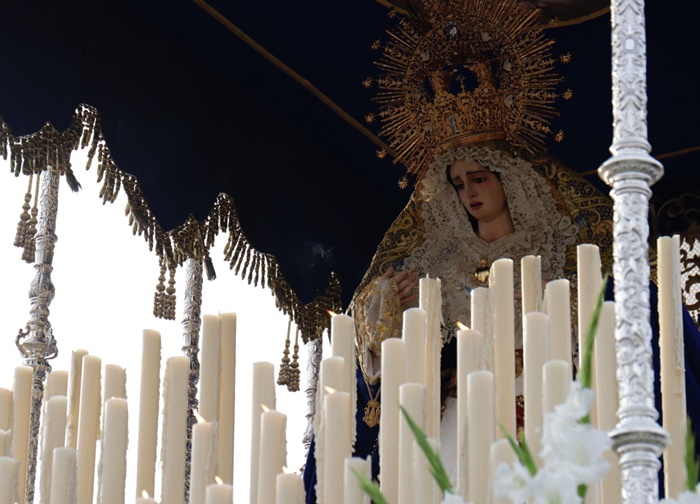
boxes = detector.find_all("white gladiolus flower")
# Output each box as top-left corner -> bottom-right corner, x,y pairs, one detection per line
528,468 -> 582,504
442,491 -> 470,504
660,485 -> 700,504
494,461 -> 533,503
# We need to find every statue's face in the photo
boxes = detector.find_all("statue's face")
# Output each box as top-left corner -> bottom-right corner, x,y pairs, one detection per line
448,159 -> 509,224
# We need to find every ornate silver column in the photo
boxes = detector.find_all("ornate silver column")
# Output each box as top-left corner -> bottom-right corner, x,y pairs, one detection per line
16,168 -> 60,504
599,0 -> 669,501
181,257 -> 203,503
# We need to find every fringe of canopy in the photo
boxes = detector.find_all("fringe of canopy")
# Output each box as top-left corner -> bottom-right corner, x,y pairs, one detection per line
0,104 -> 342,368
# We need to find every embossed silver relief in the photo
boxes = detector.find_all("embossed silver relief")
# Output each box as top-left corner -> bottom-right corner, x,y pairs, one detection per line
181,257 -> 203,504
16,168 -> 60,504
601,0 -> 669,501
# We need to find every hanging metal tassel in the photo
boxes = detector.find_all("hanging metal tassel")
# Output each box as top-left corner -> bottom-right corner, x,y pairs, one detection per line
14,174 -> 33,248
287,328 -> 301,392
153,263 -> 167,318
22,171 -> 41,263
204,250 -> 216,281
65,167 -> 82,192
277,318 -> 292,387
163,267 -> 177,320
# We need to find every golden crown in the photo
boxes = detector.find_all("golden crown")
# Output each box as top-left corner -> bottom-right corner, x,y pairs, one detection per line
368,0 -> 566,179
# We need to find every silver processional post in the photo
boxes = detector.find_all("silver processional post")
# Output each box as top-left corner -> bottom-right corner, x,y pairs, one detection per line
16,167 -> 60,504
598,0 -> 669,501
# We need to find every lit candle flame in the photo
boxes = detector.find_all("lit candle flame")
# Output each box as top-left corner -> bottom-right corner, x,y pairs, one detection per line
324,386 -> 336,394
141,490 -> 149,498
194,409 -> 206,423
215,476 -> 224,485
261,403 -> 270,412
283,466 -> 290,474
456,321 -> 469,331
327,309 -> 337,317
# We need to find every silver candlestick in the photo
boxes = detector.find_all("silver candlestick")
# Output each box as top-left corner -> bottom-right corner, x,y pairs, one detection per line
599,0 -> 669,501
16,167 -> 60,504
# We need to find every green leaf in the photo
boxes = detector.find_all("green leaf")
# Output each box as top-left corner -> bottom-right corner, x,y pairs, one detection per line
686,417 -> 700,492
578,275 -> 609,390
499,425 -> 538,477
352,468 -> 390,504
399,404 -> 453,493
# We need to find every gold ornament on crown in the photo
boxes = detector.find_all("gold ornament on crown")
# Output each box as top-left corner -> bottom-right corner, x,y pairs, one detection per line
370,0 -> 564,178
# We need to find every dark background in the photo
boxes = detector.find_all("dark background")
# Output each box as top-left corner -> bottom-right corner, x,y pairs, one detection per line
1,0 -> 698,306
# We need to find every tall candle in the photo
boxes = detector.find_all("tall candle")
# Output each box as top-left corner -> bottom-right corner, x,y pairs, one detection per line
544,279 -> 572,364
322,391 -> 351,504
103,364 -> 127,401
161,356 -> 190,504
219,312 -> 237,485
379,338 -> 405,504
0,388 -> 11,430
467,371 -> 495,504
398,383 -> 426,504
258,409 -> 287,504
521,255 -> 543,316
490,258 -> 516,437
456,327 -> 480,497
39,395 -> 67,502
49,448 -> 77,504
594,302 -> 621,504
200,314 -> 222,423
471,287 -> 493,371
66,349 -> 89,448
0,456 -> 20,504
12,365 -> 32,504
344,457 -> 370,504
543,360 -> 571,414
250,362 -> 276,504
206,480 -> 234,504
276,472 -> 304,504
76,354 -> 101,504
190,419 -> 219,504
98,398 -> 128,504
331,313 -> 357,446
491,439 -> 517,504
419,276 -> 442,438
44,370 -> 68,400
0,431 -> 8,457
136,329 -> 161,499
403,308 -> 426,385
524,312 -> 550,466
314,353 -> 345,496
413,438 -> 440,504
658,235 -> 687,498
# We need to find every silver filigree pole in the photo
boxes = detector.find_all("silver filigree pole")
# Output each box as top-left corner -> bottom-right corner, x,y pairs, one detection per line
16,167 -> 60,504
599,0 -> 669,501
181,257 -> 203,503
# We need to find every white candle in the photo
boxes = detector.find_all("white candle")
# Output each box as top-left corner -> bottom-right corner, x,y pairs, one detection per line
544,279 -> 572,365
467,371 -> 495,504
44,370 -> 68,400
521,255 -> 543,316
161,356 -> 190,504
258,409 -> 287,504
39,395 -> 67,502
524,312 -> 550,466
456,327 -> 480,496
419,276 -> 442,439
200,314 -> 222,423
379,338 -> 405,504
331,313 -> 357,446
0,431 -> 9,457
491,439 -> 517,504
206,480 -> 233,504
136,329 -> 161,499
322,390 -> 352,504
658,235 -> 687,498
344,457 -> 370,504
191,418 -> 219,504
49,447 -> 77,504
66,349 -> 89,449
403,307 -> 426,385
276,472 -> 304,504
471,287 -> 493,371
136,490 -> 157,504
594,302 -> 621,504
413,438 -> 440,504
543,360 -> 571,414
103,364 -> 127,401
12,365 -> 32,504
98,398 -> 128,504
250,362 -> 276,504
490,258 -> 516,437
398,383 -> 426,504
219,313 -> 237,485
0,388 -> 11,430
0,456 -> 20,504
76,354 -> 101,504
